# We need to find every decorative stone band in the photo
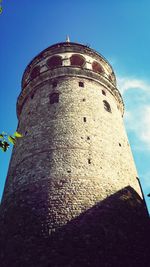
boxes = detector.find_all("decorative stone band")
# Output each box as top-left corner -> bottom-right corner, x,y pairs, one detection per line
17,67 -> 124,118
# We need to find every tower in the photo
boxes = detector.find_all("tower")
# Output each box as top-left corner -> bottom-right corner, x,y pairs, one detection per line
0,41 -> 149,267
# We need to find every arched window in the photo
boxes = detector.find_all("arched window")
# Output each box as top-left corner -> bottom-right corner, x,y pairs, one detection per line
92,61 -> 103,74
109,72 -> 116,83
49,92 -> 59,104
30,66 -> 40,79
103,100 -> 111,113
47,56 -> 62,69
70,54 -> 85,67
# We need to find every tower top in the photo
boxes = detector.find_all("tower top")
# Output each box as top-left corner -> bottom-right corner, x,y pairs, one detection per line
19,41 -> 124,117
66,35 -> 70,42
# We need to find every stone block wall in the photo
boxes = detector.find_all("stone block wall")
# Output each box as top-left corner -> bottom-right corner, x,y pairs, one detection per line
0,42 -> 145,267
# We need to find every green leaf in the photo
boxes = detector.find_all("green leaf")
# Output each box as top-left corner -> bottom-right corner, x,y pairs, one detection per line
14,131 -> 23,138
0,141 -> 9,152
0,6 -> 2,14
0,134 -> 4,139
3,142 -> 10,152
8,136 -> 16,145
0,141 -> 3,148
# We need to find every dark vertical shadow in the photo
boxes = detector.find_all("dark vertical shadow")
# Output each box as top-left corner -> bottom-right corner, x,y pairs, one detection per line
0,186 -> 149,267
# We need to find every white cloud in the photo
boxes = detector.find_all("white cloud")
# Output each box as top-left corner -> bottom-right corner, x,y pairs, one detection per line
118,76 -> 150,150
125,106 -> 150,150
116,75 -> 150,204
140,106 -> 150,144
117,77 -> 150,94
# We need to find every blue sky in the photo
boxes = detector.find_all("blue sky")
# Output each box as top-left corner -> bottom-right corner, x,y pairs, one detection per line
0,0 -> 150,212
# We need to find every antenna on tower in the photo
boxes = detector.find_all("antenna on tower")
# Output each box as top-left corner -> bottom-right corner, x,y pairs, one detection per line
66,35 -> 70,42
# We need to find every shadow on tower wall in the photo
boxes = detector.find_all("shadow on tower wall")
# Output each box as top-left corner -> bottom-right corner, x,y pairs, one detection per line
0,186 -> 149,267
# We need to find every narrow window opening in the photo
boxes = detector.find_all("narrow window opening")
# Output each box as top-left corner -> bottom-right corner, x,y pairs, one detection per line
103,100 -> 111,113
30,66 -> 40,79
88,159 -> 91,164
50,92 -> 59,104
79,81 -> 84,87
67,170 -> 71,173
52,81 -> 57,88
102,90 -> 106,96
82,98 -> 86,102
83,117 -> 86,122
119,143 -> 121,147
87,136 -> 90,140
31,93 -> 34,99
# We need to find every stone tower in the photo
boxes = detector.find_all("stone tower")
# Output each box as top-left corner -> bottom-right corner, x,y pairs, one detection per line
0,41 -> 149,267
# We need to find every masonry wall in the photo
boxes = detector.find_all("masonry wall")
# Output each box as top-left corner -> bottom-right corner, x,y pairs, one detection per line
0,43 -> 146,267
2,73 -> 140,229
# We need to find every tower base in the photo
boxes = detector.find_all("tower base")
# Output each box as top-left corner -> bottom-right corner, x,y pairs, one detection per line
0,186 -> 149,267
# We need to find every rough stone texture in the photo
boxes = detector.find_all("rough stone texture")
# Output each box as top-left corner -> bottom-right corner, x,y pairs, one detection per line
0,187 -> 149,267
0,42 -> 149,267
